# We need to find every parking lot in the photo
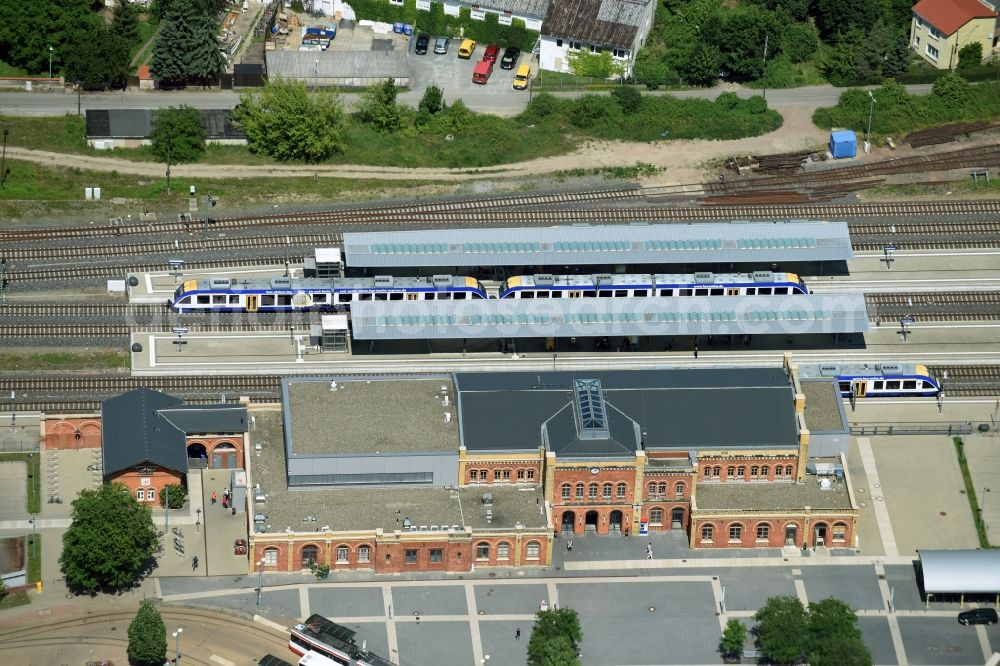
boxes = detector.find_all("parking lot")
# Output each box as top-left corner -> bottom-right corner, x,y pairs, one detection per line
403,37 -> 531,104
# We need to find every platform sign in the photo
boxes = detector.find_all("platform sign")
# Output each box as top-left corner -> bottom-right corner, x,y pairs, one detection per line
900,315 -> 916,324
638,522 -> 649,536
883,244 -> 898,252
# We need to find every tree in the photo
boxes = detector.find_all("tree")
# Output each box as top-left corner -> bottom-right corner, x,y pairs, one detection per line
418,85 -> 445,115
158,482 -> 188,509
150,106 -> 206,163
813,0 -> 884,41
714,5 -> 782,80
780,19 -> 819,64
152,0 -> 225,86
754,595 -> 809,664
808,598 -> 872,666
0,577 -> 7,599
932,71 -> 972,106
527,608 -> 582,666
633,46 -> 671,90
357,78 -> 403,133
111,0 -> 140,46
231,77 -> 347,162
0,0 -> 101,74
567,51 -> 624,79
679,42 -> 721,86
611,86 -> 642,114
127,600 -> 167,666
60,483 -> 157,593
64,25 -> 131,91
719,618 -> 747,660
958,42 -> 983,70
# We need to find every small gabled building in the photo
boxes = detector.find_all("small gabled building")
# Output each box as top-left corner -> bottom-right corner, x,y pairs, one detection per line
539,0 -> 655,78
101,389 -> 248,504
85,109 -> 247,149
910,0 -> 998,69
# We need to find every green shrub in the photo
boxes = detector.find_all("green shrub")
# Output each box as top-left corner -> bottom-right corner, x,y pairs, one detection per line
159,483 -> 187,509
715,91 -> 740,109
958,43 -> 983,71
611,87 -> 642,114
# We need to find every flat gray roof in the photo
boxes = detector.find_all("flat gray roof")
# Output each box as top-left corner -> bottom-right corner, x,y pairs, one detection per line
284,377 -> 459,455
695,473 -> 854,511
351,294 -> 870,340
919,550 -> 1000,594
342,221 -> 854,267
252,409 -> 545,533
800,380 -> 847,433
455,368 -> 798,455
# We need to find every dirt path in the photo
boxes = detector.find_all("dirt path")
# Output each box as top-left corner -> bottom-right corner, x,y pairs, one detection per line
5,106 -> 829,184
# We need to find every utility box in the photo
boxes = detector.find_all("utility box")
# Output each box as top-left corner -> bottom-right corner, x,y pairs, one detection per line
829,130 -> 857,159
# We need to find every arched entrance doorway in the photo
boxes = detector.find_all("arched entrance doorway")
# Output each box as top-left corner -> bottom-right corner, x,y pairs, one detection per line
585,510 -> 599,533
813,523 -> 828,547
671,507 -> 685,530
784,524 -> 798,546
187,442 -> 207,465
561,511 -> 576,535
609,510 -> 623,532
212,442 -> 238,469
301,545 -> 319,567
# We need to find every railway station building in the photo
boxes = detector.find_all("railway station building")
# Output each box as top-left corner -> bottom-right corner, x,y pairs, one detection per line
247,354 -> 857,574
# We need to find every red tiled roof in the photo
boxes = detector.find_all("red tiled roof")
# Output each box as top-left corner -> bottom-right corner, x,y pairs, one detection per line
913,0 -> 996,36
137,65 -> 152,79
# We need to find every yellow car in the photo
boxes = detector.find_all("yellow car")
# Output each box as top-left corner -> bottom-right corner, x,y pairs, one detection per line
513,63 -> 531,90
458,39 -> 476,59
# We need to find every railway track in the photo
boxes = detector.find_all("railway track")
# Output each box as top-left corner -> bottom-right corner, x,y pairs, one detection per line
850,220 -> 1000,250
3,255 -> 304,283
0,323 -> 315,338
927,365 -> 1000,396
865,292 -> 1000,322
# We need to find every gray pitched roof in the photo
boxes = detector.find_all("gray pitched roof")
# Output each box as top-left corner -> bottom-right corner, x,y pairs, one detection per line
157,404 -> 248,434
543,0 -> 651,49
85,109 -> 246,139
101,389 -> 189,475
455,368 -> 798,456
342,221 -> 854,267
474,0 -> 551,18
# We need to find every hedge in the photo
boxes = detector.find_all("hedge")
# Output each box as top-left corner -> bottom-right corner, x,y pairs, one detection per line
345,0 -> 538,51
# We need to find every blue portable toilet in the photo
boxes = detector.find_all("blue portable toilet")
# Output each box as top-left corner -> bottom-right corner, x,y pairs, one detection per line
393,21 -> 404,33
829,130 -> 857,159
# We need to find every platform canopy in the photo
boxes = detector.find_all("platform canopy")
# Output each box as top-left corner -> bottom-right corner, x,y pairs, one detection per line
342,221 -> 854,268
919,550 -> 1000,594
350,294 -> 869,340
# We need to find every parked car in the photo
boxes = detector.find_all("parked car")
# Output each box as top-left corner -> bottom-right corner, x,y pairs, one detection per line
500,46 -> 520,69
958,608 -> 998,625
414,33 -> 430,55
483,43 -> 500,63
433,36 -> 449,54
458,39 -> 476,59
512,63 -> 531,90
472,59 -> 494,84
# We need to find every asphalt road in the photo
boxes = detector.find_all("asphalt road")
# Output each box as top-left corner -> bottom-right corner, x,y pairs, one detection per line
0,83 -> 935,117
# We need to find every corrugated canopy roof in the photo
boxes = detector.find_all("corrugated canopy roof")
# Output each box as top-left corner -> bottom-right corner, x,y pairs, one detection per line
919,549 -> 1000,593
343,221 -> 853,267
350,294 -> 869,339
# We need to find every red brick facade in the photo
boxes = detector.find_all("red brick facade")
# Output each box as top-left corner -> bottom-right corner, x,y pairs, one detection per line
43,417 -> 101,450
464,461 -> 541,485
186,436 -> 245,469
692,515 -> 854,549
109,466 -> 184,504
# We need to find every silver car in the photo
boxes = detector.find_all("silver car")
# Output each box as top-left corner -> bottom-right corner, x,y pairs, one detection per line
434,36 -> 449,54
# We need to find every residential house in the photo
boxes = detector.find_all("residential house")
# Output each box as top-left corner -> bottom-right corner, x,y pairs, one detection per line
910,0 -> 998,69
539,0 -> 655,78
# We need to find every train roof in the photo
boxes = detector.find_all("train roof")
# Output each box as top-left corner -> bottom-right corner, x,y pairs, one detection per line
797,362 -> 924,377
343,221 -> 854,268
295,615 -> 394,666
351,294 -> 870,340
182,275 -> 476,291
510,271 -> 797,288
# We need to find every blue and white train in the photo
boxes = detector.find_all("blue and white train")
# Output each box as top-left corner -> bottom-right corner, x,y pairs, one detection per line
170,271 -> 807,313
797,362 -> 941,398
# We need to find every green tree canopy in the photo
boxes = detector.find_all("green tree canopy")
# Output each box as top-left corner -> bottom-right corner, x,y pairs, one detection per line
527,608 -> 582,666
0,0 -> 101,74
808,598 -> 872,666
128,600 -> 167,666
678,42 -> 721,86
357,79 -> 404,133
611,86 -> 642,114
567,51 -> 624,79
150,105 -> 206,163
112,0 -> 140,45
754,595 -> 810,664
719,618 -> 747,659
958,42 -> 983,70
419,85 -> 445,115
152,0 -> 225,86
64,25 -> 131,91
231,77 -> 347,162
60,483 -> 157,593
159,482 -> 188,509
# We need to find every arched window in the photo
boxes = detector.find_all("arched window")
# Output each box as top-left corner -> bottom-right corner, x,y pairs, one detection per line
700,524 -> 714,542
588,483 -> 598,499
648,482 -> 657,495
728,524 -> 743,542
526,469 -> 535,480
516,469 -> 525,480
712,466 -> 721,478
301,545 -> 319,566
336,545 -> 349,563
602,483 -> 612,499
675,482 -> 685,497
575,483 -> 585,499
358,545 -> 371,563
135,489 -> 144,501
658,482 -> 666,495
775,465 -> 784,476
616,483 -> 627,499
727,466 -> 736,477
263,548 -> 278,566
703,467 -> 711,478
561,483 -> 571,500
785,465 -> 794,476
526,541 -> 541,560
497,542 -> 510,560
750,466 -> 760,477
761,466 -> 770,478
649,507 -> 664,525
476,542 -> 490,560
470,469 -> 479,481
756,524 -> 770,541
737,466 -> 746,476
832,523 -> 847,542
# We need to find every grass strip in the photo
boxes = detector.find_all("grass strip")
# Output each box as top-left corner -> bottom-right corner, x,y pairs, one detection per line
953,437 -> 992,548
0,453 -> 41,513
0,352 -> 129,372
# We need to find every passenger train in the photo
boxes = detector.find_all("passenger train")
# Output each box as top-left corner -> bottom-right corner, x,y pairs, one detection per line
289,614 -> 394,666
797,363 -> 941,398
170,271 -> 807,313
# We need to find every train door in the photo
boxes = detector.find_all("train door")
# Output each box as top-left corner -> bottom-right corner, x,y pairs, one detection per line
726,288 -> 740,295
852,380 -> 867,398
246,295 -> 258,312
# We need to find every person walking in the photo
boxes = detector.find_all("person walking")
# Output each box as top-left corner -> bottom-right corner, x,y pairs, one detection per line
646,543 -> 654,560
567,540 -> 573,552
211,491 -> 217,505
516,627 -> 521,641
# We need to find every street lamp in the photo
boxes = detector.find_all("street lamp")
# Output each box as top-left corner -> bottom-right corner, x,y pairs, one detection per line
172,627 -> 183,664
165,129 -> 173,195
865,90 -> 877,153
48,46 -> 53,81
256,557 -> 265,607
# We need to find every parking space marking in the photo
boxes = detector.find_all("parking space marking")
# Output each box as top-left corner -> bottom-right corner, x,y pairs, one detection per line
857,437 -> 900,558
209,655 -> 236,666
977,625 -> 994,664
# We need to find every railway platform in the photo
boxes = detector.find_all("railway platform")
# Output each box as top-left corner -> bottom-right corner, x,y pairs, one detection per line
128,263 -> 304,304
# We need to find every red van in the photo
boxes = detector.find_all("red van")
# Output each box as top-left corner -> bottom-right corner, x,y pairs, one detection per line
472,59 -> 493,84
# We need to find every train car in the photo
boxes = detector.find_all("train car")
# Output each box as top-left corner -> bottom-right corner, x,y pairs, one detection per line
289,615 -> 394,666
498,271 -> 807,299
171,275 -> 486,313
797,362 -> 940,398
